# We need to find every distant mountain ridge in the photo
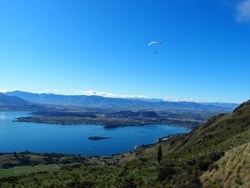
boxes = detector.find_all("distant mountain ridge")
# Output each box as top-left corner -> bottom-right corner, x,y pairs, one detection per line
0,93 -> 31,106
6,90 -> 238,112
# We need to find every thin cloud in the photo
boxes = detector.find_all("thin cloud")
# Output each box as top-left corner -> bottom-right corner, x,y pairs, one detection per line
163,96 -> 199,103
236,0 -> 250,23
0,88 -> 17,93
44,89 -> 65,95
0,89 -> 8,93
75,90 -> 150,99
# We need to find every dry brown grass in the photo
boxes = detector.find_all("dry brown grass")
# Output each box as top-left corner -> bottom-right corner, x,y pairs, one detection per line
200,142 -> 250,188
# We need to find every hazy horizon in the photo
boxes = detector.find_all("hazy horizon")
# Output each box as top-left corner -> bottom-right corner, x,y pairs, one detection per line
3,89 -> 241,104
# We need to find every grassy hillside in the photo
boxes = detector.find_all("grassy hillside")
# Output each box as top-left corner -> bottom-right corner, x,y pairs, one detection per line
0,100 -> 249,187
123,99 -> 250,187
133,100 -> 249,159
201,142 -> 250,187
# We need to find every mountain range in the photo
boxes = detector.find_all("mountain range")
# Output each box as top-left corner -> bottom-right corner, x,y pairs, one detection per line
2,90 -> 238,112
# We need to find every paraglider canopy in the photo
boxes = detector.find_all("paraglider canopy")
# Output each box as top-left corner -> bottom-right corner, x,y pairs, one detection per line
148,41 -> 162,47
148,41 -> 162,54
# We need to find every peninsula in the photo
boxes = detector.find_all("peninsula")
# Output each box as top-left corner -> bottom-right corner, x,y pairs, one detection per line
14,109 -> 212,128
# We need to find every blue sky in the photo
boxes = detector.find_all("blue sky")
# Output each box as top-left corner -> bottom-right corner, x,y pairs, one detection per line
0,0 -> 250,103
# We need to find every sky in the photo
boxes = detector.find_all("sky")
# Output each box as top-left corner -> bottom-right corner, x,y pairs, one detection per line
0,0 -> 250,103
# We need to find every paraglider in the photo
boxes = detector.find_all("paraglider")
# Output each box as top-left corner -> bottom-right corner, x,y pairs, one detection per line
148,41 -> 162,47
148,41 -> 162,54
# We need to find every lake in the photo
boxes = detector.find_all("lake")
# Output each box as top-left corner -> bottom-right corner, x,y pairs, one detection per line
0,111 -> 191,156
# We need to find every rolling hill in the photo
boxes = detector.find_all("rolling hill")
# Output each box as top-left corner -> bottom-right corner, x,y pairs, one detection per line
0,93 -> 41,111
0,93 -> 31,106
163,99 -> 250,159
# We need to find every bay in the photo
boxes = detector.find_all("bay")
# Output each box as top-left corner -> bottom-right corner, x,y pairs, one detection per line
0,111 -> 191,156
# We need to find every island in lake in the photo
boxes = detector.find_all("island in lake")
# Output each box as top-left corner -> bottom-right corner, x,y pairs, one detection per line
88,136 -> 111,141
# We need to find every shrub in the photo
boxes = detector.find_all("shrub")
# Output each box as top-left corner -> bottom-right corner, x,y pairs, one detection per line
121,178 -> 137,188
157,145 -> 162,163
208,151 -> 224,161
197,159 -> 211,171
157,167 -> 176,181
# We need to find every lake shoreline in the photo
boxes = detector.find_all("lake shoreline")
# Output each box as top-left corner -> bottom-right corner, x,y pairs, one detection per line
14,109 -> 202,128
1,111 -> 191,156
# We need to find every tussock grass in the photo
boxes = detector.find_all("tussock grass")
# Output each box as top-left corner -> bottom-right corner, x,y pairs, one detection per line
201,142 -> 250,187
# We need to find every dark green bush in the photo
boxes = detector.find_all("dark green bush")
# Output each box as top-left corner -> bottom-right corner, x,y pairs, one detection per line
197,159 -> 211,171
121,178 -> 137,188
208,151 -> 224,161
157,167 -> 176,181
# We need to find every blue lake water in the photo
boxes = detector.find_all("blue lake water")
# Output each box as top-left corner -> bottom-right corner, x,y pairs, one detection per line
0,111 -> 191,156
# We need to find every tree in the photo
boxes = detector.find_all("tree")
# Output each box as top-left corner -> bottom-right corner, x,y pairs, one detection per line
13,152 -> 18,158
157,145 -> 162,163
